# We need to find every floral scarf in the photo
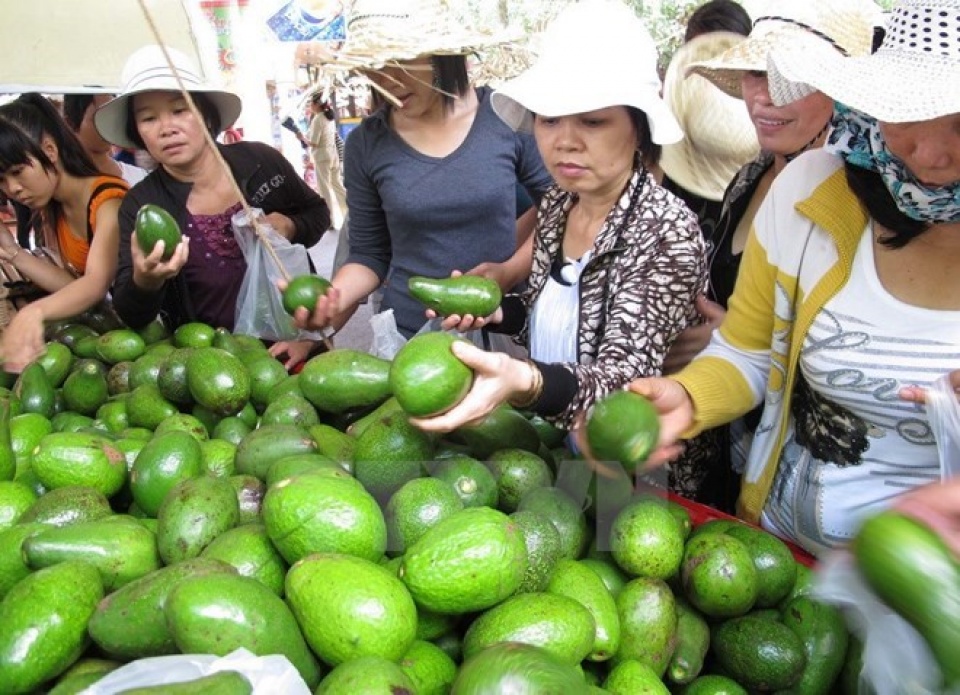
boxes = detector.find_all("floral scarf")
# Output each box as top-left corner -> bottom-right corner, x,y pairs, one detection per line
825,104 -> 960,224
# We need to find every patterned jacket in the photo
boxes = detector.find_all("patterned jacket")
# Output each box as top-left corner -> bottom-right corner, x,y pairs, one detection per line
513,162 -> 708,428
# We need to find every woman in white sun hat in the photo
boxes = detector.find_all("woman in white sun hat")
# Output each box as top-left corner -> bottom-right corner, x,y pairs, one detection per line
291,0 -> 552,340
657,0 -> 880,512
409,0 -> 708,439
629,0 -> 960,557
96,45 -> 330,364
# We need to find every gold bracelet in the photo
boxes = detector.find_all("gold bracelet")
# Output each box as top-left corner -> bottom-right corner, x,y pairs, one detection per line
509,359 -> 544,409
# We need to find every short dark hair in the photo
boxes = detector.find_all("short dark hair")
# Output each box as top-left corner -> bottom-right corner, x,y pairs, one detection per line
369,54 -> 470,113
627,107 -> 661,168
124,92 -> 223,150
685,0 -> 752,42
845,162 -> 928,249
62,94 -> 96,131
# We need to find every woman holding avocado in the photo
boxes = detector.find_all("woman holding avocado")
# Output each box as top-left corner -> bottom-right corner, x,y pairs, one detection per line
628,0 -> 960,556
289,0 -> 552,341
98,45 -> 329,357
409,0 -> 708,433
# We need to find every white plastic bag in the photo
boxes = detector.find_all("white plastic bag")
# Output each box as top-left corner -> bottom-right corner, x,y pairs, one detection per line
370,309 -> 407,360
926,372 -> 960,479
80,648 -> 311,695
813,551 -> 942,695
231,207 -> 322,342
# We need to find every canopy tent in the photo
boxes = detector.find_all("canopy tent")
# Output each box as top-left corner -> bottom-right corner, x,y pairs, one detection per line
0,0 -> 215,93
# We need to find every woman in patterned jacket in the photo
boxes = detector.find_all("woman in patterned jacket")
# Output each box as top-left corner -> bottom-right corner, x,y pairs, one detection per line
410,0 -> 707,434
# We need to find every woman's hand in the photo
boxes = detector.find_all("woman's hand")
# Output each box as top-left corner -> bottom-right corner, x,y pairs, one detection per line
894,479 -> 960,557
626,377 -> 696,467
424,270 -> 504,332
662,295 -> 725,375
900,370 -> 960,404
268,339 -> 316,371
263,212 -> 297,240
284,279 -> 342,332
0,231 -> 22,263
409,341 -> 531,433
131,233 -> 188,292
0,305 -> 46,373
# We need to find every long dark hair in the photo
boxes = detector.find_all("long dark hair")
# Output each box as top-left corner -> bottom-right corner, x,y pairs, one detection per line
370,54 -> 470,113
845,162 -> 928,249
0,93 -> 99,236
123,92 -> 223,151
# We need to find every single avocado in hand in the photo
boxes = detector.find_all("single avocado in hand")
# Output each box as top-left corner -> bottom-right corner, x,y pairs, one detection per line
282,274 -> 332,315
135,204 -> 182,260
408,275 -> 502,317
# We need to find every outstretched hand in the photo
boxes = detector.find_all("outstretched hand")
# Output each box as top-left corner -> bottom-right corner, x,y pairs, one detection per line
409,341 -> 529,433
131,233 -> 189,291
281,278 -> 343,333
626,376 -> 696,468
423,270 -> 504,332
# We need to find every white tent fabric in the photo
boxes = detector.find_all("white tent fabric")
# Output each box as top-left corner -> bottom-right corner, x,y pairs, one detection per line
0,0 -> 215,93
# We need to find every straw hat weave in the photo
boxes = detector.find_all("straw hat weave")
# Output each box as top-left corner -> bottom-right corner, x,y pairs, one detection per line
688,0 -> 882,99
660,32 -> 760,202
769,0 -> 960,122
324,0 -> 519,73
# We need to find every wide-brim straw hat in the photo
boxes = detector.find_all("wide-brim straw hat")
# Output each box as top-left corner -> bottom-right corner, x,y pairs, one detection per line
661,32 -> 760,201
95,45 -> 241,150
769,0 -> 960,122
687,0 -> 881,99
323,0 -> 519,73
491,0 -> 683,146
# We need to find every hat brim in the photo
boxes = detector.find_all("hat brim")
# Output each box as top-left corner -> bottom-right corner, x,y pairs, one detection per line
323,29 -> 520,74
491,68 -> 683,146
95,89 -> 242,150
770,47 -> 960,123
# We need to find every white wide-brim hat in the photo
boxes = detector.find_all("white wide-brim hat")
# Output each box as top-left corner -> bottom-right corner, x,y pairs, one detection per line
95,45 -> 242,150
688,0 -> 881,99
769,0 -> 960,122
661,32 -> 760,201
323,0 -> 519,73
491,0 -> 682,145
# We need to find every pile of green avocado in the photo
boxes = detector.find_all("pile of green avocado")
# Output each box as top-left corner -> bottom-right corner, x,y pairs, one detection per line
0,313 -> 955,695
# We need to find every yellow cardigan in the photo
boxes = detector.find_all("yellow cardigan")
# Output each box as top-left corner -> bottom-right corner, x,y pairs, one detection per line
674,150 -> 869,523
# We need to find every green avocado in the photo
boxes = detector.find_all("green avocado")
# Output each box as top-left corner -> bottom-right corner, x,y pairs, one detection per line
135,203 -> 182,260
408,274 -> 502,318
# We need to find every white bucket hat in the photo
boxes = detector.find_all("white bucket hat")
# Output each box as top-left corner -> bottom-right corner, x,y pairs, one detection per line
490,0 -> 683,145
95,45 -> 242,149
323,0 -> 518,72
769,0 -> 960,122
660,32 -> 761,201
687,0 -> 881,99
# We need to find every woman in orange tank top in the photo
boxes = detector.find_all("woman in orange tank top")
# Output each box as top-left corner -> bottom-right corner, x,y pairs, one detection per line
0,94 -> 127,371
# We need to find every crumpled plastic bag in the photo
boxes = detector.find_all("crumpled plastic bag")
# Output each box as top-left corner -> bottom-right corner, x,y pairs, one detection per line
813,551 -> 942,695
79,648 -> 311,694
231,207 -> 324,343
370,309 -> 407,360
926,371 -> 960,479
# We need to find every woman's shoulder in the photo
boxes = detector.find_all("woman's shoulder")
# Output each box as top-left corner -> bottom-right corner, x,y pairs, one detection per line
772,149 -> 845,202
